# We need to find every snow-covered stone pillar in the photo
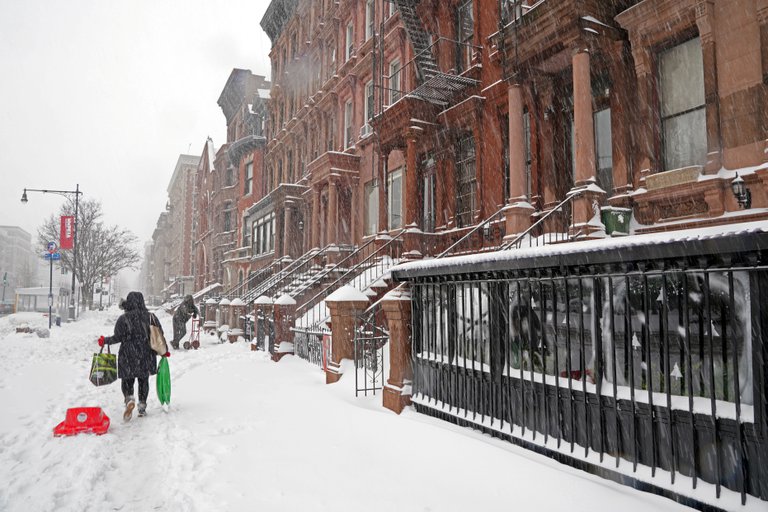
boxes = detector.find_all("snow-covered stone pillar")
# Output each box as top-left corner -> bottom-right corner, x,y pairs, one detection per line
218,298 -> 230,330
272,294 -> 297,361
570,46 -> 606,239
325,286 -> 370,384
382,286 -> 412,414
503,83 -> 534,241
253,295 -> 274,352
228,298 -> 245,343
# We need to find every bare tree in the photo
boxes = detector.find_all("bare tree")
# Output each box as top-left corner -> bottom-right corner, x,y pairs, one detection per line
37,199 -> 140,308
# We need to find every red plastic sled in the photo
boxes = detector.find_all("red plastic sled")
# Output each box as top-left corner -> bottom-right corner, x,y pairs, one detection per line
53,407 -> 110,437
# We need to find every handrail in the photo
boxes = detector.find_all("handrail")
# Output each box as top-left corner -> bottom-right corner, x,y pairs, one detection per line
437,205 -> 508,258
501,187 -> 585,250
222,258 -> 281,299
296,229 -> 406,322
285,241 -> 372,301
245,244 -> 333,302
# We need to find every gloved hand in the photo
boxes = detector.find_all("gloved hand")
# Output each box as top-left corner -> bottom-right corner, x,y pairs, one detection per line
98,336 -> 105,347
163,352 -> 171,358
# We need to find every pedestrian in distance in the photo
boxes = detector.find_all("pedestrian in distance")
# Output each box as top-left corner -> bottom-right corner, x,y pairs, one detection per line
98,291 -> 170,421
172,294 -> 199,350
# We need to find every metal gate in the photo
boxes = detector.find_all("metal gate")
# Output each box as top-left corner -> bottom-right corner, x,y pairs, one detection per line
354,307 -> 387,396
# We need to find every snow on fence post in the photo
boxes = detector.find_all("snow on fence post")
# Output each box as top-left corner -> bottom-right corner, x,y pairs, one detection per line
382,285 -> 413,414
325,286 -> 370,384
272,294 -> 297,361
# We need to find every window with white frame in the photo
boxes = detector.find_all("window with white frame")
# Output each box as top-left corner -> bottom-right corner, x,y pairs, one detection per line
388,168 -> 403,230
364,180 -> 379,235
456,0 -> 474,72
389,59 -> 401,104
346,22 -> 354,61
366,0 -> 375,40
363,80 -> 374,135
594,108 -> 613,193
658,37 -> 706,171
244,161 -> 253,196
344,99 -> 354,148
223,202 -> 233,232
252,212 -> 276,256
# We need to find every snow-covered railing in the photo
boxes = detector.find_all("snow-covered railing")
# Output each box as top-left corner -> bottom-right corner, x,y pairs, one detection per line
392,224 -> 768,506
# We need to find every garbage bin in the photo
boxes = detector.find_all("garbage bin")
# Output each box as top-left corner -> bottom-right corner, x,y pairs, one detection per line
55,315 -> 61,327
601,207 -> 632,236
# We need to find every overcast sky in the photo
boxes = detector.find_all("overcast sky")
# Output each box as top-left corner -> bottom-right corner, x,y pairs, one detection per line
0,0 -> 272,255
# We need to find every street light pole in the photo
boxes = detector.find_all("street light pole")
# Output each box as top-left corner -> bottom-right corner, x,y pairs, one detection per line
21,184 -> 83,321
71,184 -> 80,320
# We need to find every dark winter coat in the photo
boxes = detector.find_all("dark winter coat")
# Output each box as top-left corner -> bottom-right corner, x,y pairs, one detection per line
173,295 -> 199,324
105,291 -> 160,379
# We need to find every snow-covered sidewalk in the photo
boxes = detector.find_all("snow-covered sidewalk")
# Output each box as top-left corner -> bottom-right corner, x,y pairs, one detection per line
0,309 -> 695,511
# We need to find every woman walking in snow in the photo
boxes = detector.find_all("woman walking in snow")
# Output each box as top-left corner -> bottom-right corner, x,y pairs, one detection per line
171,294 -> 199,350
98,291 -> 170,421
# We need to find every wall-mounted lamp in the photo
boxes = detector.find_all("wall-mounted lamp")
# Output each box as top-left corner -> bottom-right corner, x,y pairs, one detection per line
298,219 -> 304,232
20,189 -> 28,203
731,173 -> 751,209
543,105 -> 555,121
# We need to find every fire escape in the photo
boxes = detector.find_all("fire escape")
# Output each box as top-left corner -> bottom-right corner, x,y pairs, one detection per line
392,0 -> 478,106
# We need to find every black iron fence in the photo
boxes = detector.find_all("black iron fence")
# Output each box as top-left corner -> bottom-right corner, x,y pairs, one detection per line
354,302 -> 388,397
393,231 -> 768,505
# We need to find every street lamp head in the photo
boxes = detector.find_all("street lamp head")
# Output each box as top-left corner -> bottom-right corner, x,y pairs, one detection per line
21,189 -> 28,204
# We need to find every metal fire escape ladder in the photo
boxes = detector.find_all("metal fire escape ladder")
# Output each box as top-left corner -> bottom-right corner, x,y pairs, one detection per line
393,0 -> 478,106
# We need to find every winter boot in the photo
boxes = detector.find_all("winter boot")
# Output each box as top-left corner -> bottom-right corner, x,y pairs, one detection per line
171,341 -> 180,350
123,397 -> 136,422
137,402 -> 147,417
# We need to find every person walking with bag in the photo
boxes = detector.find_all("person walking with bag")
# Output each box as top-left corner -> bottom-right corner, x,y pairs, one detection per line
172,294 -> 199,350
98,291 -> 170,420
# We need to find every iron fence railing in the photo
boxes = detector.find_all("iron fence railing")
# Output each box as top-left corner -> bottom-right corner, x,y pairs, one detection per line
398,232 -> 768,505
295,230 -> 405,332
500,188 -> 584,250
438,206 -> 509,258
354,301 -> 388,397
221,258 -> 282,301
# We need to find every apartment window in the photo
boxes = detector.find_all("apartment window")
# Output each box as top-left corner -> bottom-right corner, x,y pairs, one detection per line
364,180 -> 379,235
456,134 -> 476,228
346,22 -> 354,61
225,167 -> 235,187
287,150 -> 294,183
594,108 -> 613,194
366,0 -> 375,40
456,0 -> 474,72
659,37 -> 706,171
422,153 -> 436,233
244,162 -> 253,196
243,219 -> 251,247
223,205 -> 232,232
388,168 -> 403,230
523,109 -> 532,198
328,114 -> 336,151
365,80 -> 374,128
344,100 -> 354,148
389,60 -> 401,104
385,2 -> 396,19
252,212 -> 276,256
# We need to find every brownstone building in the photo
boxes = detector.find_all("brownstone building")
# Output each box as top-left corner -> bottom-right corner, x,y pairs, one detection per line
218,70 -> 271,287
260,0 -> 409,264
